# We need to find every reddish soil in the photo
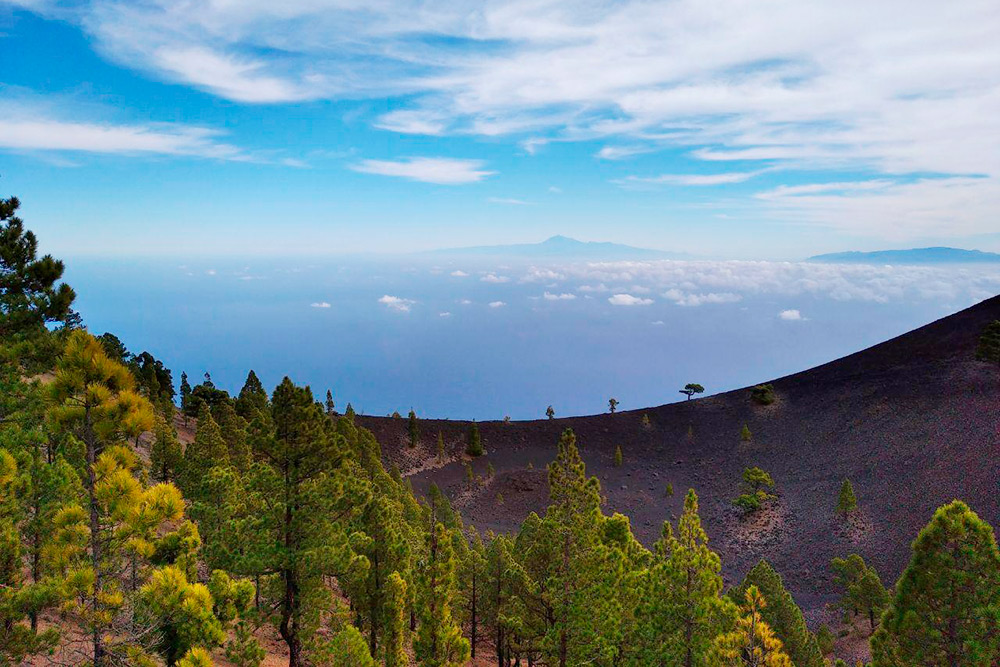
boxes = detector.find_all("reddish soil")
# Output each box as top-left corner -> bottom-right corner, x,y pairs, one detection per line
362,294 -> 1000,622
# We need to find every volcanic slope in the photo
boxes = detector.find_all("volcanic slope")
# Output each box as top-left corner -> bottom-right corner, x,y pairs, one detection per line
359,294 -> 1000,615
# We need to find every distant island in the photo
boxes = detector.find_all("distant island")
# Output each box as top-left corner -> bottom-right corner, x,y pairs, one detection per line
808,247 -> 1000,264
426,234 -> 689,260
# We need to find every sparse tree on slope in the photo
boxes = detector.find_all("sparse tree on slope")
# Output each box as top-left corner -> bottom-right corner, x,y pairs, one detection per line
680,383 -> 705,401
409,409 -> 420,448
871,500 -> 1000,667
836,479 -> 858,517
975,320 -> 1000,370
466,422 -> 483,457
609,398 -> 619,413
546,405 -> 555,420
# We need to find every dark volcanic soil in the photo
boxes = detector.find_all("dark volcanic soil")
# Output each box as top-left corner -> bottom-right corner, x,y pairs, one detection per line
360,295 -> 1000,619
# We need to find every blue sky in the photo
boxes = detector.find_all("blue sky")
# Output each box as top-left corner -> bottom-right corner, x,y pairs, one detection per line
2,0 -> 999,259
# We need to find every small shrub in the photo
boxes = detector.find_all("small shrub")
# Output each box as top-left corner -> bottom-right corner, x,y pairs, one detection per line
496,492 -> 504,505
641,413 -> 651,429
608,397 -> 619,413
740,424 -> 752,442
687,424 -> 695,440
527,461 -> 534,470
976,320 -> 1000,367
546,405 -> 555,420
436,432 -> 445,461
486,462 -> 495,478
465,463 -> 474,483
391,410 -> 401,419
732,494 -> 761,513
750,384 -> 776,406
665,483 -> 674,497
503,415 -> 511,424
613,445 -> 623,467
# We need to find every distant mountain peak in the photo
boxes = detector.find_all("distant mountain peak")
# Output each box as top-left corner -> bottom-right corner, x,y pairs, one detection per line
808,247 -> 1000,265
426,236 -> 689,260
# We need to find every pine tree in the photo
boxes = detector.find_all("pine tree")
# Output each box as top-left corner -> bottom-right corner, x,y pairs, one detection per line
830,554 -> 889,631
384,571 -> 409,667
150,413 -> 183,482
244,378 -> 370,667
317,625 -> 376,667
437,431 -> 445,461
709,586 -> 793,667
836,479 -> 858,517
871,500 -> 1000,666
414,522 -> 470,667
609,398 -> 619,413
546,405 -> 555,420
0,195 -> 76,340
0,455 -> 62,663
325,389 -> 335,416
975,320 -> 1000,370
614,445 -> 623,467
179,402 -> 229,500
728,561 -> 823,667
47,330 -> 159,665
138,565 -> 226,666
214,401 -> 251,472
466,422 -> 483,456
740,424 -> 752,442
408,409 -> 420,448
633,489 -> 736,667
235,370 -> 269,419
180,372 -> 192,416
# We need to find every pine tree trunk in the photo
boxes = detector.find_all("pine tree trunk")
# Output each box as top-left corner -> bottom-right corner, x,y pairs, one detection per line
471,569 -> 477,658
369,551 -> 379,657
84,408 -> 106,667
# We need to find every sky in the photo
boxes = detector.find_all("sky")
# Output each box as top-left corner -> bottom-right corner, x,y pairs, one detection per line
2,0 -> 1000,259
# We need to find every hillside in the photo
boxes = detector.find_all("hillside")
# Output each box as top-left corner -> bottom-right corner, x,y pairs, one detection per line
808,246 -> 1000,264
360,294 -> 1000,620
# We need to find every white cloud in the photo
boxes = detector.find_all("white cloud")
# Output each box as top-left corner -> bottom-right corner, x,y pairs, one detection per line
779,309 -> 804,320
488,300 -> 506,308
608,293 -> 653,306
543,291 -> 576,300
487,197 -> 531,205
617,171 -> 764,187
481,273 -> 510,283
450,270 -> 469,277
15,0 -> 1000,238
439,311 -> 452,317
663,289 -> 743,307
350,157 -> 494,184
0,116 -> 244,160
310,301 -> 331,308
378,295 -> 416,312
527,259 -> 1000,308
596,145 -> 653,160
458,298 -> 473,305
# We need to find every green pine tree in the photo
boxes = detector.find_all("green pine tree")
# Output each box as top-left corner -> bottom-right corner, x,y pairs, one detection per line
414,522 -> 470,667
708,586 -> 793,667
836,479 -> 858,517
466,422 -> 483,457
871,500 -> 1000,667
614,445 -> 623,467
150,413 -> 183,482
383,571 -> 409,667
728,560 -> 823,667
408,409 -> 420,448
830,554 -> 889,631
632,489 -> 736,667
